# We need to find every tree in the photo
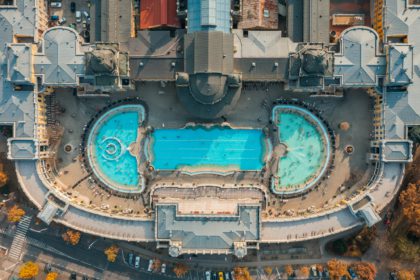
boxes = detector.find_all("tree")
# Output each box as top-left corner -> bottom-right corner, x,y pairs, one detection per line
62,229 -> 81,245
18,261 -> 39,279
264,266 -> 273,276
350,262 -> 377,280
46,272 -> 59,280
397,270 -> 416,280
173,263 -> 189,278
7,205 -> 25,223
399,183 -> 420,237
327,259 -> 348,280
233,267 -> 252,280
104,245 -> 119,262
299,266 -> 310,278
0,170 -> 8,187
284,265 -> 293,276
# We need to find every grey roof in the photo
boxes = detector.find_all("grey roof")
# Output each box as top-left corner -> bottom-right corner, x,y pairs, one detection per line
381,140 -> 413,162
99,0 -> 133,44
334,27 -> 386,86
303,0 -> 330,43
156,204 -> 260,251
287,0 -> 304,42
386,44 -> 414,85
37,201 -> 60,225
6,43 -> 32,84
7,138 -> 37,160
357,205 -> 381,227
34,27 -> 85,86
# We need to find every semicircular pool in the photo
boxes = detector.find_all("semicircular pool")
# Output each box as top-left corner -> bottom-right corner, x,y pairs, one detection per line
272,105 -> 331,195
86,104 -> 145,193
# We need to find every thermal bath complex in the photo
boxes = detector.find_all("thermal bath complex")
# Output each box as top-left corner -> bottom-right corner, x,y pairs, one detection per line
0,0 -> 418,258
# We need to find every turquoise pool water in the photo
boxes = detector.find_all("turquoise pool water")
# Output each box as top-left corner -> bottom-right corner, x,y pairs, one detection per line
88,106 -> 142,190
276,107 -> 328,190
150,127 -> 265,171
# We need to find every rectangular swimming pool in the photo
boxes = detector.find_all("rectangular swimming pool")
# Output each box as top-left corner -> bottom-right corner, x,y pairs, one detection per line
149,126 -> 265,171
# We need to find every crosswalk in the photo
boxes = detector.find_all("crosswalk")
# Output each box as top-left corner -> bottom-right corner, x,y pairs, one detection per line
8,215 -> 32,260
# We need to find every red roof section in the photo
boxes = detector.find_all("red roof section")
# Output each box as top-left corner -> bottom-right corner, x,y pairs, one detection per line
140,0 -> 180,29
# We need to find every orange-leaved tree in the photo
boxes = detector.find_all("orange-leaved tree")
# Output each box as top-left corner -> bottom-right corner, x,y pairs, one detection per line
18,261 -> 39,279
0,170 -> 8,187
284,265 -> 293,276
62,229 -> 81,245
46,271 -> 59,280
233,267 -> 252,280
7,205 -> 25,223
173,263 -> 189,278
350,262 -> 377,280
300,266 -> 310,278
399,182 -> 420,237
397,270 -> 416,280
327,259 -> 348,280
104,245 -> 119,262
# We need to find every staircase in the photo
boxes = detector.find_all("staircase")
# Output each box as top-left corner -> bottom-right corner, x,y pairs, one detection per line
8,215 -> 32,260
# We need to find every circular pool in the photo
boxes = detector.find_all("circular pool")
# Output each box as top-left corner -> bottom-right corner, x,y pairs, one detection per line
271,105 -> 331,196
86,104 -> 145,193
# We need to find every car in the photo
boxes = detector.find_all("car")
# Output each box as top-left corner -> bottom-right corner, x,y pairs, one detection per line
70,2 -> 76,12
348,268 -> 357,279
147,259 -> 153,272
44,263 -> 52,273
82,11 -> 89,18
70,273 -> 77,280
58,17 -> 66,25
82,276 -> 89,280
231,270 -> 236,280
75,11 -> 81,23
127,253 -> 134,266
161,263 -> 166,273
205,271 -> 211,280
212,273 -> 217,280
225,272 -> 230,280
134,256 -> 140,269
50,15 -> 59,21
218,272 -> 224,280
311,265 -> 317,276
50,2 -> 62,8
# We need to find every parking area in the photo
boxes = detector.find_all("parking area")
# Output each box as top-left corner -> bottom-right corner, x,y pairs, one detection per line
48,0 -> 91,42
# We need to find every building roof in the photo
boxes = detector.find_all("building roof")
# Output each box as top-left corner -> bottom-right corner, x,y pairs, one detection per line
6,43 -> 33,84
100,0 -> 133,44
140,0 -> 180,29
381,140 -> 413,162
386,44 -> 414,85
7,138 -> 37,160
187,0 -> 231,33
156,204 -> 260,253
238,0 -> 278,30
34,27 -> 85,86
334,26 -> 386,86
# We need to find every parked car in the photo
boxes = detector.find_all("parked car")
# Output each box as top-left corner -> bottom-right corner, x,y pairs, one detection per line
231,270 -> 236,280
75,11 -> 81,23
311,265 -> 318,277
82,11 -> 89,18
50,2 -> 62,8
348,268 -> 357,279
218,272 -> 224,280
50,15 -> 59,21
70,273 -> 77,280
58,17 -> 66,25
225,272 -> 230,280
205,271 -> 211,280
44,263 -> 52,273
147,259 -> 153,272
127,253 -> 134,266
134,256 -> 140,269
70,2 -> 76,12
161,263 -> 166,273
82,276 -> 89,280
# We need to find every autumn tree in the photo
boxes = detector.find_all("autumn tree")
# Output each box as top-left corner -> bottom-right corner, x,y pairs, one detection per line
299,266 -> 310,278
327,259 -> 348,280
233,267 -> 252,280
62,229 -> 81,245
264,266 -> 273,276
399,183 -> 420,237
7,205 -> 25,223
104,245 -> 119,262
397,270 -> 416,280
173,263 -> 189,278
284,265 -> 293,276
350,262 -> 377,280
0,170 -> 8,187
18,261 -> 39,279
46,272 -> 59,280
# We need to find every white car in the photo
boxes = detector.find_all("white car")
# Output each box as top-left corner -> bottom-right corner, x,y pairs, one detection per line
134,256 -> 140,269
161,263 -> 166,273
205,271 -> 211,280
50,2 -> 62,8
58,17 -> 66,25
75,11 -> 81,23
147,259 -> 153,272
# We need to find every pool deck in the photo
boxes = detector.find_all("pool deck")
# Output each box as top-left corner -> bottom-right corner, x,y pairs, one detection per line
45,83 -> 374,220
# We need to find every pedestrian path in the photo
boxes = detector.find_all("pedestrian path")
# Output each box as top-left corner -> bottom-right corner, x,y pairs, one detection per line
8,215 -> 32,260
